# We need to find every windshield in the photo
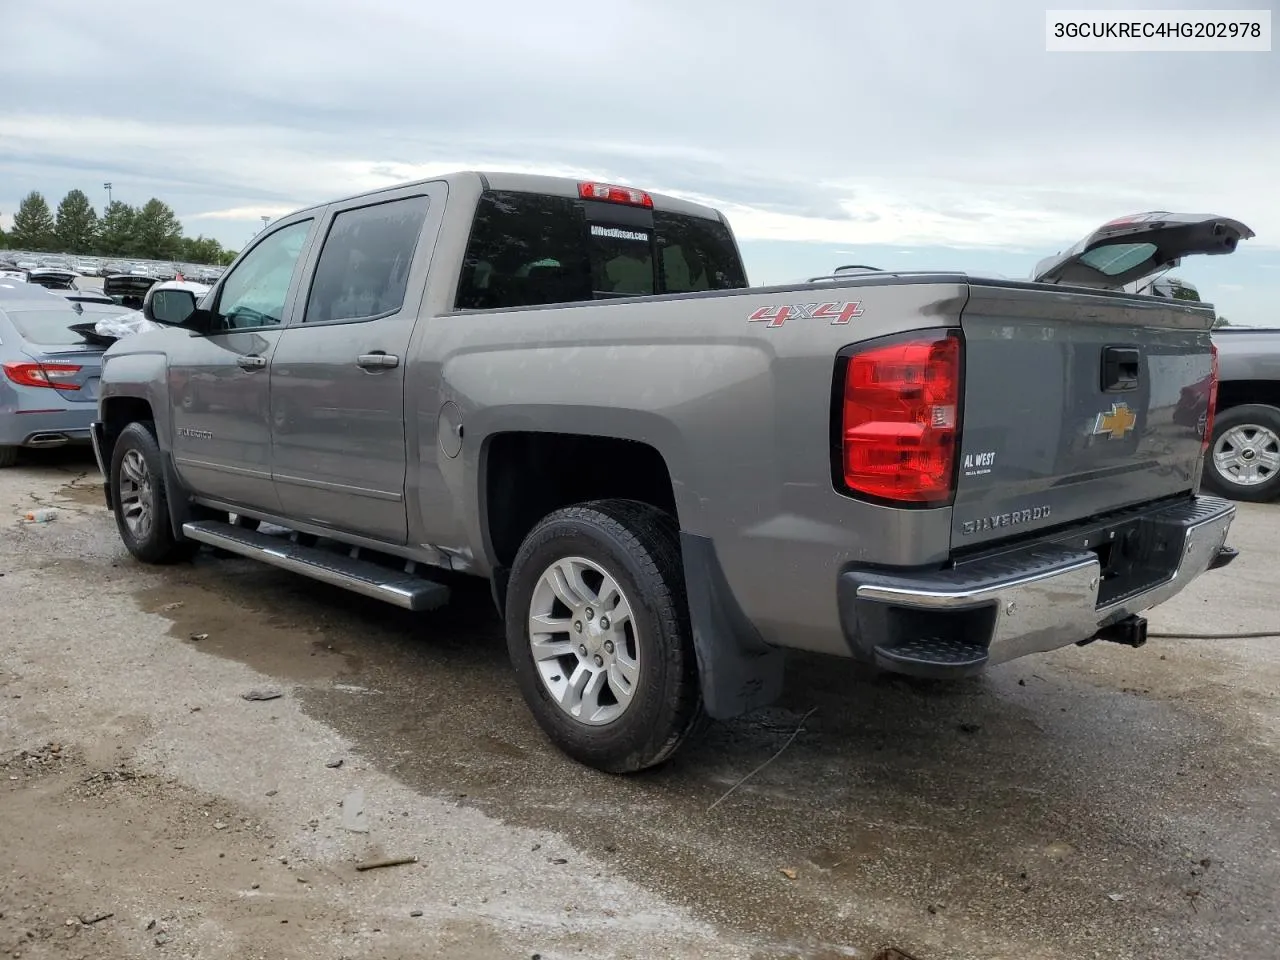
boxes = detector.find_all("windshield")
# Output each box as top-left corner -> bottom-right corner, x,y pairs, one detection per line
456,190 -> 748,310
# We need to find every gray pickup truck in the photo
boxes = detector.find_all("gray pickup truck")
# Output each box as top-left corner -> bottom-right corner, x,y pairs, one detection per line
1204,327 -> 1280,502
90,178 -> 1243,772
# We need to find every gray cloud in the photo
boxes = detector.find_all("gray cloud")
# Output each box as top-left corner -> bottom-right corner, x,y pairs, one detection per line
2,0 -> 1276,253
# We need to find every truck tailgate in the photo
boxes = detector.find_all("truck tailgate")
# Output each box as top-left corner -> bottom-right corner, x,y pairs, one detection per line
951,281 -> 1215,549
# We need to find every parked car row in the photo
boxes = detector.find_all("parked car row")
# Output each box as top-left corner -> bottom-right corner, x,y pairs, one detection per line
0,273 -> 209,466
0,251 -> 224,284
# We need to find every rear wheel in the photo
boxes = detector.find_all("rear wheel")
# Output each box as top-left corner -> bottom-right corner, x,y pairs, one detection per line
110,422 -> 196,564
505,499 -> 703,773
1203,403 -> 1280,503
0,446 -> 17,468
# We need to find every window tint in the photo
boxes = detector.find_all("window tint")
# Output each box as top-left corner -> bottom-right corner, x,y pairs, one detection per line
455,191 -> 747,311
457,193 -> 592,310
654,212 -> 747,293
304,195 -> 431,324
215,219 -> 312,330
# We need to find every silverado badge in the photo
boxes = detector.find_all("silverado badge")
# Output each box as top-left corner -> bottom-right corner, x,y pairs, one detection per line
1092,402 -> 1137,440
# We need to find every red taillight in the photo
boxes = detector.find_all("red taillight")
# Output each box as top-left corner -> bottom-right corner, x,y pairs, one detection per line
578,181 -> 654,208
2,361 -> 82,390
838,331 -> 961,504
1203,342 -> 1219,453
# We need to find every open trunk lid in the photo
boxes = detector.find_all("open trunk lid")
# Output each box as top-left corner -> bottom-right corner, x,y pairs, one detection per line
952,212 -> 1251,550
102,274 -> 158,310
1031,212 -> 1253,290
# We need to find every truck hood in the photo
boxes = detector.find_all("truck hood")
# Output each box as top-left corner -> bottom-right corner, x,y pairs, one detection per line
1032,212 -> 1253,290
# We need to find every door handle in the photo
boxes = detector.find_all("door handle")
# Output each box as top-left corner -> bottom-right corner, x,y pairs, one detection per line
357,352 -> 400,370
236,354 -> 267,370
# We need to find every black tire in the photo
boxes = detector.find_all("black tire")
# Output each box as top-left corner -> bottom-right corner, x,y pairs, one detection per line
110,421 -> 197,564
0,445 -> 17,468
1202,403 -> 1280,503
505,499 -> 703,774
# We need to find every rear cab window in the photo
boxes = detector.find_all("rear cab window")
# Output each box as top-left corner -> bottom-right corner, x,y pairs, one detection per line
455,190 -> 747,310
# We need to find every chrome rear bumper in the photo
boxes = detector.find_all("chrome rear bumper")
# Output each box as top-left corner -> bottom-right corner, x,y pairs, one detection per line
838,496 -> 1236,676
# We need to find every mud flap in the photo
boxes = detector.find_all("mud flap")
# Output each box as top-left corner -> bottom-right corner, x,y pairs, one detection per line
680,533 -> 785,720
162,452 -> 201,541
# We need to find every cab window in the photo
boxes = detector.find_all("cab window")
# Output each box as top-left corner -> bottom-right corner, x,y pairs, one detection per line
304,195 -> 431,324
455,190 -> 747,310
214,219 -> 312,330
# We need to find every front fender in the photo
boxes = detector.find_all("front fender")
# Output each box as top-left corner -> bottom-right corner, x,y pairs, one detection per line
99,348 -> 173,450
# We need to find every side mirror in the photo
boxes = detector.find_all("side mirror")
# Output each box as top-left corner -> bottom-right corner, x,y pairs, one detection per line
145,289 -> 199,326
183,307 -> 218,333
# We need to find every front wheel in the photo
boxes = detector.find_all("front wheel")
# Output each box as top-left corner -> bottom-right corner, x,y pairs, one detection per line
505,499 -> 703,773
110,422 -> 196,564
1203,403 -> 1280,503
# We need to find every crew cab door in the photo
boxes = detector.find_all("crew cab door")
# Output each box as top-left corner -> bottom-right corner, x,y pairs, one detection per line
268,185 -> 443,545
169,216 -> 317,511
1031,212 -> 1254,290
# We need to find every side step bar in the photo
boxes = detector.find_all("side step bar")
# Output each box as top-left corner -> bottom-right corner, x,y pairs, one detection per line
181,520 -> 451,612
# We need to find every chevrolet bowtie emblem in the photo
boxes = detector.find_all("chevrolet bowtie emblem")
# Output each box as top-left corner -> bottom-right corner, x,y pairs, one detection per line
1093,402 -> 1137,440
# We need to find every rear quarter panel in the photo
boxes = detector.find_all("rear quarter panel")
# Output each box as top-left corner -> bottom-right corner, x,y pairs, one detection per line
418,277 -> 968,655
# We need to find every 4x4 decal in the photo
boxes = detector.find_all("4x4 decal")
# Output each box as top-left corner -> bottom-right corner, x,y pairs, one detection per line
748,300 -> 864,328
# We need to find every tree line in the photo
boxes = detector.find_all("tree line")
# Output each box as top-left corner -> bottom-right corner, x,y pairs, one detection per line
0,189 -> 238,266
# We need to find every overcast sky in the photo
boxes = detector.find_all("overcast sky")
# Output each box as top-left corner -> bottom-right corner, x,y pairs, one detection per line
2,0 -> 1277,322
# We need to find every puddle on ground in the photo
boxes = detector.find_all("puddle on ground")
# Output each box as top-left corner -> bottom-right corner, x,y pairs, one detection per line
78,545 -> 1278,960
56,477 -> 109,509
132,576 -> 357,684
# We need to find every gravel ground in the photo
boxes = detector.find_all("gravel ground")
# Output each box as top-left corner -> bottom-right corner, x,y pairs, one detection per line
1,448 -> 1277,960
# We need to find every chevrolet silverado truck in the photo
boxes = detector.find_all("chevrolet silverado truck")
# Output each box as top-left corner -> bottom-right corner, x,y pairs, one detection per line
90,178 -> 1243,772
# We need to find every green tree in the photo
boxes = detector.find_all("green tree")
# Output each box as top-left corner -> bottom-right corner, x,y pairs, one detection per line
55,189 -> 99,253
0,217 -> 7,249
218,249 -> 238,266
133,198 -> 184,260
179,235 -> 225,264
1212,315 -> 1230,329
96,201 -> 137,256
10,191 -> 56,251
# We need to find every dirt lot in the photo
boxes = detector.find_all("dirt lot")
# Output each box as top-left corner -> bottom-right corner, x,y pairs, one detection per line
2,449 -> 1278,960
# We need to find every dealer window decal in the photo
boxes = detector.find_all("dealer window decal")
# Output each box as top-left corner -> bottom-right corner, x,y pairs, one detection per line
590,224 -> 650,242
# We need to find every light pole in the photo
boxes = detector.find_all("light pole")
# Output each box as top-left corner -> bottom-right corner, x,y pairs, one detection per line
260,215 -> 270,233
103,182 -> 113,209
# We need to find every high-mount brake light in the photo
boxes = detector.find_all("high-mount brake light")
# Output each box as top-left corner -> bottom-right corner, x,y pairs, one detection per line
2,361 -> 82,390
1203,342 -> 1219,455
578,182 -> 654,209
837,331 -> 961,504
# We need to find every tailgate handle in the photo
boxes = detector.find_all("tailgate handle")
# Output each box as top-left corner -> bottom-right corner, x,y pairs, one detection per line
1101,346 -> 1140,392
